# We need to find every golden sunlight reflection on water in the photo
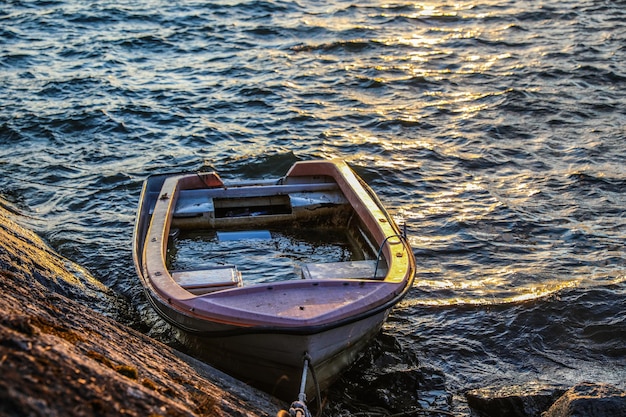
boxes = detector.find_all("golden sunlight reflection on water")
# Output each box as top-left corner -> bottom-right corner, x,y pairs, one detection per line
404,272 -> 583,307
399,170 -> 588,306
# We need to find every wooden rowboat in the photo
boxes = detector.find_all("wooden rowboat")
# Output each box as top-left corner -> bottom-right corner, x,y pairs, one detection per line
132,160 -> 415,403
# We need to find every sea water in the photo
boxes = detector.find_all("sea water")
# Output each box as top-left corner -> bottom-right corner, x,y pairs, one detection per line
169,228 -> 356,284
1,0 -> 624,414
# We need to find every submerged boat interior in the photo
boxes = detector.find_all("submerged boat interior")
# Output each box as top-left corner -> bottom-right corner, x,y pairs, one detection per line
134,160 -> 416,405
160,174 -> 390,295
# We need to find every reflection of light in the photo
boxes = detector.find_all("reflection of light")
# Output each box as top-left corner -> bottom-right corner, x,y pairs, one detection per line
397,170 -> 589,307
422,89 -> 508,117
402,277 -> 582,307
381,3 -> 458,20
404,180 -> 502,226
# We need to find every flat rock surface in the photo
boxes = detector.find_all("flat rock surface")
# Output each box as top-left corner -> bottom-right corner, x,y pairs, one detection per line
465,382 -> 567,417
543,382 -> 626,417
465,381 -> 626,417
0,204 -> 282,417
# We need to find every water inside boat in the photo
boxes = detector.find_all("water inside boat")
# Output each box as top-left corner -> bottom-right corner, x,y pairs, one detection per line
167,225 -> 375,285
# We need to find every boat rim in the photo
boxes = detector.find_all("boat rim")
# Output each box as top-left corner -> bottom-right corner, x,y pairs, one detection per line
132,160 -> 417,337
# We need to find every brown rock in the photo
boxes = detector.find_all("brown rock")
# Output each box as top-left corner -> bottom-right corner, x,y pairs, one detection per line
465,382 -> 567,417
542,382 -> 626,417
0,202 -> 282,416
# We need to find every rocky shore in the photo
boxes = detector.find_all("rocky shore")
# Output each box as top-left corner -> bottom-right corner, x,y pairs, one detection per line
1,201 -> 624,417
322,339 -> 625,417
0,202 -> 282,416
466,382 -> 626,417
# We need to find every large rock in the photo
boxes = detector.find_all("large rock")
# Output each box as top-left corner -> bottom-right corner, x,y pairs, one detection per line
321,333 -> 452,416
466,382 -> 626,417
0,203 -> 282,416
0,201 -> 115,311
542,382 -> 626,417
465,382 -> 567,417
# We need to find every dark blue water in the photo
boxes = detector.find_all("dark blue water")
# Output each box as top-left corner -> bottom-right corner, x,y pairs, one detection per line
1,0 -> 624,414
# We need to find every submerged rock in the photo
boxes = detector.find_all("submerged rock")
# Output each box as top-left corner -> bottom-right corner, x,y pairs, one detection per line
465,382 -> 567,417
322,333 -> 452,416
0,203 -> 281,416
542,382 -> 626,417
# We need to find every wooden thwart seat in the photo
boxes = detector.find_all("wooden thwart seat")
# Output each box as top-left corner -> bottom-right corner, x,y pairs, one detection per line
171,265 -> 242,295
301,260 -> 387,280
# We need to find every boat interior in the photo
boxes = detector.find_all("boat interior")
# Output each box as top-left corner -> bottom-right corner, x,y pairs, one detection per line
158,176 -> 390,295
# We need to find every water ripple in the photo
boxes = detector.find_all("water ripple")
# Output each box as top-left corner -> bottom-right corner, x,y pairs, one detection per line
1,0 -> 625,412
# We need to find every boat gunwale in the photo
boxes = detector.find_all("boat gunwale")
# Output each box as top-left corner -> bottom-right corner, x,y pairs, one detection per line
133,160 -> 416,334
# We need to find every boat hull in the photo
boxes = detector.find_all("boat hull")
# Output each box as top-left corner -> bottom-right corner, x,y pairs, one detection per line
132,160 -> 416,402
175,308 -> 389,400
141,279 -> 390,399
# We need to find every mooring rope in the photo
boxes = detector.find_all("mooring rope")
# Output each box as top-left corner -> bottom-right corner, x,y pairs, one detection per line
305,353 -> 322,417
277,353 -> 322,417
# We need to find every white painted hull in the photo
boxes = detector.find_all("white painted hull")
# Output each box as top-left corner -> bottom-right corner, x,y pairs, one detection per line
133,160 -> 416,401
176,309 -> 389,400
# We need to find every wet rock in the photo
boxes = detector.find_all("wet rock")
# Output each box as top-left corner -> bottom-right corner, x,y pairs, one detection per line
542,382 -> 626,417
367,367 -> 422,410
321,333 -> 452,416
0,203 -> 282,416
465,382 -> 567,417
